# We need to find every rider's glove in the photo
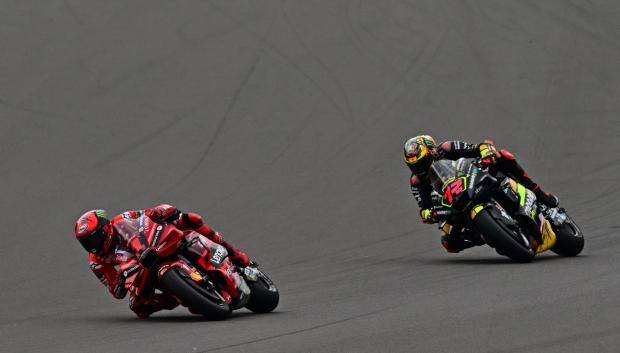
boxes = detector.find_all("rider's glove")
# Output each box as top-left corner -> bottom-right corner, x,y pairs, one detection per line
420,208 -> 438,224
146,204 -> 181,224
478,142 -> 500,166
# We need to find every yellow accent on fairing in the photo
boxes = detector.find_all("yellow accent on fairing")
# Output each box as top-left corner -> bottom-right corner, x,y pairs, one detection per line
536,220 -> 557,254
190,269 -> 202,281
508,179 -> 527,207
470,204 -> 485,220
441,223 -> 452,236
509,179 -> 518,191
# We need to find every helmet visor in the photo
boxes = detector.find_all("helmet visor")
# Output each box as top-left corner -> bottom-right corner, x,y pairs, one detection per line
78,230 -> 106,254
404,144 -> 428,164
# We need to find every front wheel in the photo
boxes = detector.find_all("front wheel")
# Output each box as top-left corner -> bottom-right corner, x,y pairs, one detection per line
160,268 -> 231,320
551,213 -> 584,257
245,270 -> 279,313
474,209 -> 536,262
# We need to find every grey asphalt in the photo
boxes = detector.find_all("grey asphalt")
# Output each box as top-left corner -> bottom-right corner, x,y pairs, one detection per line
2,1 -> 620,352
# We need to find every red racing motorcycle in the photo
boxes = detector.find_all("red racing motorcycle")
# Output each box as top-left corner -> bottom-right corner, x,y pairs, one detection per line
119,215 -> 279,319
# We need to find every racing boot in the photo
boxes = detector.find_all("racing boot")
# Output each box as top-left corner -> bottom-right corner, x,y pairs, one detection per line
220,240 -> 250,267
207,230 -> 250,267
130,293 -> 180,318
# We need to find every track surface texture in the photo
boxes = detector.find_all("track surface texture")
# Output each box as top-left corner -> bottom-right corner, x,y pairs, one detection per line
2,1 -> 620,352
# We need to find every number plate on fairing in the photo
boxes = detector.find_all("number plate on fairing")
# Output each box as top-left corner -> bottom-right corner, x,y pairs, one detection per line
210,245 -> 228,267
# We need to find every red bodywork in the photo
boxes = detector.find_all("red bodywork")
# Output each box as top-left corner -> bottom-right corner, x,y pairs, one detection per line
122,215 -> 245,306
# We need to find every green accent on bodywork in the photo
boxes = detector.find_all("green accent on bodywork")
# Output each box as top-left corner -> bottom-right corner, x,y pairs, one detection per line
470,204 -> 485,220
517,184 -> 526,206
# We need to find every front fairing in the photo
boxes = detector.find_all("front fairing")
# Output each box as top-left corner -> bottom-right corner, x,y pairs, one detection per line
430,159 -> 473,210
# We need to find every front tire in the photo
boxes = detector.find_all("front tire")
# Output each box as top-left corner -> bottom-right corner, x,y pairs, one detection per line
551,214 -> 584,257
245,271 -> 279,313
474,209 -> 536,262
161,268 -> 231,320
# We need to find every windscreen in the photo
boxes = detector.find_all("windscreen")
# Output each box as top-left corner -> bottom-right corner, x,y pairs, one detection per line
113,216 -> 141,242
428,158 -> 474,192
428,160 -> 458,192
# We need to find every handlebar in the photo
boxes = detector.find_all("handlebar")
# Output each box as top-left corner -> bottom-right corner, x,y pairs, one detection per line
431,206 -> 453,222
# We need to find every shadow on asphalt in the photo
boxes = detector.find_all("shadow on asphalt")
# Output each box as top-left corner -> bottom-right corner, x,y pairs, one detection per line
73,310 -> 285,324
409,253 -> 589,266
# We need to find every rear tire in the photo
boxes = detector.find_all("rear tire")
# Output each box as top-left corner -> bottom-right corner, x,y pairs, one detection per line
161,268 -> 231,320
474,209 -> 535,262
551,215 -> 584,257
245,272 -> 279,313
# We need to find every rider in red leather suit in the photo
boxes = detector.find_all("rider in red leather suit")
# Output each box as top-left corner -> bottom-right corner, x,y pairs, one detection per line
75,204 -> 250,318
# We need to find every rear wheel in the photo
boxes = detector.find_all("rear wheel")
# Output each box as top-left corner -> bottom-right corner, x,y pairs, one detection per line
245,271 -> 279,313
161,268 -> 231,320
551,214 -> 584,257
474,209 -> 536,262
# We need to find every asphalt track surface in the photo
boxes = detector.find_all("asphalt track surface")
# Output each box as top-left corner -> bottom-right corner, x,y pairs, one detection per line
2,1 -> 620,352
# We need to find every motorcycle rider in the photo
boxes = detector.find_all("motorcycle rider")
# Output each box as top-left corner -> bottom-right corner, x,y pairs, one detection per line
74,204 -> 250,318
404,135 -> 559,253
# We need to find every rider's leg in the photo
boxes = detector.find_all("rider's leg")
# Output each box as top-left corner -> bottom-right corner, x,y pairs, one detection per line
496,149 -> 559,207
129,292 -> 179,318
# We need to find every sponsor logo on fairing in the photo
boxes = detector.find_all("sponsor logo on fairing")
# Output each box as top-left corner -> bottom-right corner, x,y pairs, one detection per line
155,241 -> 168,252
78,224 -> 89,233
211,246 -> 228,265
123,264 -> 140,277
190,269 -> 202,282
152,225 -> 163,245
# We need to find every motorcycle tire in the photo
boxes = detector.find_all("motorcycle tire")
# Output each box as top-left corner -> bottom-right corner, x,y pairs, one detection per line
551,214 -> 584,257
474,209 -> 536,263
161,268 -> 231,320
245,272 -> 279,313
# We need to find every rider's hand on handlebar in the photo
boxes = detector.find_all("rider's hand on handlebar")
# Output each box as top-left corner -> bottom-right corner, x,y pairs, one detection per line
420,208 -> 438,224
146,205 -> 181,224
478,143 -> 500,166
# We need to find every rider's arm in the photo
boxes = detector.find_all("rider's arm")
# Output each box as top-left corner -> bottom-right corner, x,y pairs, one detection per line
145,204 -> 221,242
436,140 -> 480,160
411,174 -> 434,210
88,254 -> 127,299
176,212 -> 225,242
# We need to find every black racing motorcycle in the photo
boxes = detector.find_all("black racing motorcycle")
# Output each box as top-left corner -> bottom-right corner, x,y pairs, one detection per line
427,158 -> 584,262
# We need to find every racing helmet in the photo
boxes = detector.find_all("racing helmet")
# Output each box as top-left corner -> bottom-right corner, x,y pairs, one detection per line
403,135 -> 437,174
75,210 -> 112,255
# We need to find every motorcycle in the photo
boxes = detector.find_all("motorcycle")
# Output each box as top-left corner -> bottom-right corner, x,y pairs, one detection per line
118,214 -> 279,319
427,158 -> 584,262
